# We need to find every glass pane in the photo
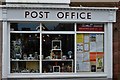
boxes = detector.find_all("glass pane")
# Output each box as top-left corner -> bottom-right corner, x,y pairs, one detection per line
77,24 -> 104,32
10,23 -> 40,31
42,22 -> 74,31
11,61 -> 39,73
76,33 -> 104,72
42,34 -> 74,73
10,33 -> 40,73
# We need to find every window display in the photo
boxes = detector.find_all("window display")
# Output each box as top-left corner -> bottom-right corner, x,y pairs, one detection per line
42,34 -> 74,73
10,33 -> 40,73
10,22 -> 104,74
42,22 -> 74,31
10,23 -> 40,31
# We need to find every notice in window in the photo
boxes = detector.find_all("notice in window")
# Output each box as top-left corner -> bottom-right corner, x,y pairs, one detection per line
84,34 -> 89,43
90,34 -> 96,42
82,62 -> 90,72
83,52 -> 89,62
90,42 -> 96,52
84,43 -> 89,51
96,34 -> 103,52
96,52 -> 104,72
90,52 -> 96,62
77,34 -> 84,43
77,43 -> 83,52
76,53 -> 83,72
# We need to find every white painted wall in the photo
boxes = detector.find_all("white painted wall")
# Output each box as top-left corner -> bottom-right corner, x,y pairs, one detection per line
6,0 -> 70,4
1,0 -> 120,3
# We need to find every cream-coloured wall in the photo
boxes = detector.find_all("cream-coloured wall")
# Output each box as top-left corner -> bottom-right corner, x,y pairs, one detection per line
4,0 -> 70,4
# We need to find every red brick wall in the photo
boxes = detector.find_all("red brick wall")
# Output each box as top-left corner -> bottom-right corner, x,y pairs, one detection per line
113,10 -> 120,80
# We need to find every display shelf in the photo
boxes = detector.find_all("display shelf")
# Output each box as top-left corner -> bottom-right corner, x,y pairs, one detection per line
10,31 -> 40,33
42,59 -> 73,61
52,49 -> 62,51
11,59 -> 39,62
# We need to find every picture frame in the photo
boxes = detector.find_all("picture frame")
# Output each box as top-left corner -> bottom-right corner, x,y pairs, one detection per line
52,40 -> 61,49
53,66 -> 60,72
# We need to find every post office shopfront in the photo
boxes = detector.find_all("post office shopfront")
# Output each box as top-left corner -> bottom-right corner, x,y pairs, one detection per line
0,4 -> 117,79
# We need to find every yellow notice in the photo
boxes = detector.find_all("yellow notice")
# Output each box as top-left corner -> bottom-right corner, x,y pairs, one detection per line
77,34 -> 83,43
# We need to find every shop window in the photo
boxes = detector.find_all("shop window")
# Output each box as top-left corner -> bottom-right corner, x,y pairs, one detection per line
42,22 -> 74,31
77,24 -> 104,32
10,23 -> 40,31
10,33 -> 40,73
76,24 -> 104,72
10,22 -> 104,74
42,34 -> 74,73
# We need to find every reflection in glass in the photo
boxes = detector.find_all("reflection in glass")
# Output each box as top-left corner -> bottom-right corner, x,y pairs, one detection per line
42,34 -> 74,73
11,61 -> 39,73
42,34 -> 74,60
10,33 -> 40,73
10,23 -> 40,31
42,23 -> 74,31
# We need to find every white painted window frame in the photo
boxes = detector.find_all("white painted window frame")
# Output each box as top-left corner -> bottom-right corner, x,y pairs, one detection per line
2,21 -> 113,79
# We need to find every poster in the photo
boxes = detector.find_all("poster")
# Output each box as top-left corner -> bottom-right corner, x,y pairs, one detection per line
90,52 -> 96,62
77,34 -> 83,43
83,52 -> 89,61
76,52 -> 83,62
96,34 -> 104,52
76,61 -> 83,72
90,34 -> 96,42
82,62 -> 90,71
76,53 -> 83,72
96,52 -> 104,72
77,43 -> 83,52
76,61 -> 90,72
84,43 -> 89,51
84,34 -> 89,43
90,42 -> 96,52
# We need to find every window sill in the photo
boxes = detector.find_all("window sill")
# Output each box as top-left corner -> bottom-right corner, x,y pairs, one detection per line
8,72 -> 107,78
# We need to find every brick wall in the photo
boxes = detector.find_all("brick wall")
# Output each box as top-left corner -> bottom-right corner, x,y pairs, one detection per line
113,10 -> 120,80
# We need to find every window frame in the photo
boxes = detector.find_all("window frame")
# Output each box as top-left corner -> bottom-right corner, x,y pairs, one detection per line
3,21 -> 111,78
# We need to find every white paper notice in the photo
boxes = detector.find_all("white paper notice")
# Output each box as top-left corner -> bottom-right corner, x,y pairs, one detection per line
96,34 -> 103,52
84,43 -> 89,51
84,35 -> 89,43
76,52 -> 83,62
76,61 -> 83,71
76,53 -> 83,72
82,62 -> 90,71
96,34 -> 103,42
90,42 -> 96,52
83,52 -> 90,61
